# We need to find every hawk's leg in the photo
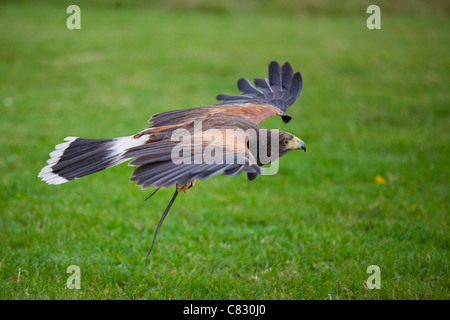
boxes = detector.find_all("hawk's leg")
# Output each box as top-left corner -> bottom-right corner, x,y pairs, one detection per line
146,180 -> 196,257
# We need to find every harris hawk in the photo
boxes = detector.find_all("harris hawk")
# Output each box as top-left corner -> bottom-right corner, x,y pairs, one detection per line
38,61 -> 306,255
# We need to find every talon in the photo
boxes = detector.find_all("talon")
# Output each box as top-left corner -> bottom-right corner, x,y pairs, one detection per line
176,180 -> 196,193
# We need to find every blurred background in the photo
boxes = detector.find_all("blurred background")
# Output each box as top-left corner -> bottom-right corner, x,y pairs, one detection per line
0,0 -> 448,299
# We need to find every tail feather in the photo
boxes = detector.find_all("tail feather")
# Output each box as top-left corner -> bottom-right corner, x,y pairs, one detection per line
38,135 -> 148,185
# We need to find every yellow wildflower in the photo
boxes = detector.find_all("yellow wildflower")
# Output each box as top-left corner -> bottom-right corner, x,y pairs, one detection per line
375,175 -> 386,185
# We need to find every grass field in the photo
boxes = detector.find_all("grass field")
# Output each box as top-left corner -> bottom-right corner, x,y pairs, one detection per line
0,1 -> 449,299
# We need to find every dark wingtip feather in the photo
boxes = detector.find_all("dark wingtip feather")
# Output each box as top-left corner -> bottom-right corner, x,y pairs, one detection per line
281,62 -> 294,90
247,171 -> 259,181
237,78 -> 263,95
254,78 -> 271,90
268,61 -> 282,87
282,114 -> 292,123
286,71 -> 302,105
216,93 -> 253,102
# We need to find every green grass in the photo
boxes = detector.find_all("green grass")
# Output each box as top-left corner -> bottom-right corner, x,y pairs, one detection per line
0,1 -> 449,299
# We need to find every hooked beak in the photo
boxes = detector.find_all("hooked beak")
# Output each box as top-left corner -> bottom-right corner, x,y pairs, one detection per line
286,136 -> 306,152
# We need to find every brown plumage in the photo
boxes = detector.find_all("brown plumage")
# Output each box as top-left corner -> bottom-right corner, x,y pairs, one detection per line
38,61 -> 306,256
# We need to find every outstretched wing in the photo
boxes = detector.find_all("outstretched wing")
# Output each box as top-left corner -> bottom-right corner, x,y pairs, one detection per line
216,61 -> 303,123
124,128 -> 261,189
146,61 -> 302,128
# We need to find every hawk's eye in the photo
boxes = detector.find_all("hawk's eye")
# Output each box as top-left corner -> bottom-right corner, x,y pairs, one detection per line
282,139 -> 289,146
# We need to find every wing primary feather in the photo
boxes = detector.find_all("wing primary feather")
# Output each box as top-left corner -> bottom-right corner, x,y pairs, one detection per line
281,62 -> 294,90
268,61 -> 282,87
149,163 -> 193,188
254,78 -> 271,90
237,78 -> 264,95
216,94 -> 254,101
286,72 -> 303,105
247,171 -> 259,181
147,189 -> 179,257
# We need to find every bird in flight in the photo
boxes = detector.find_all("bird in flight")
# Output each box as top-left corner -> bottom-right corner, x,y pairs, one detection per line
38,61 -> 306,256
